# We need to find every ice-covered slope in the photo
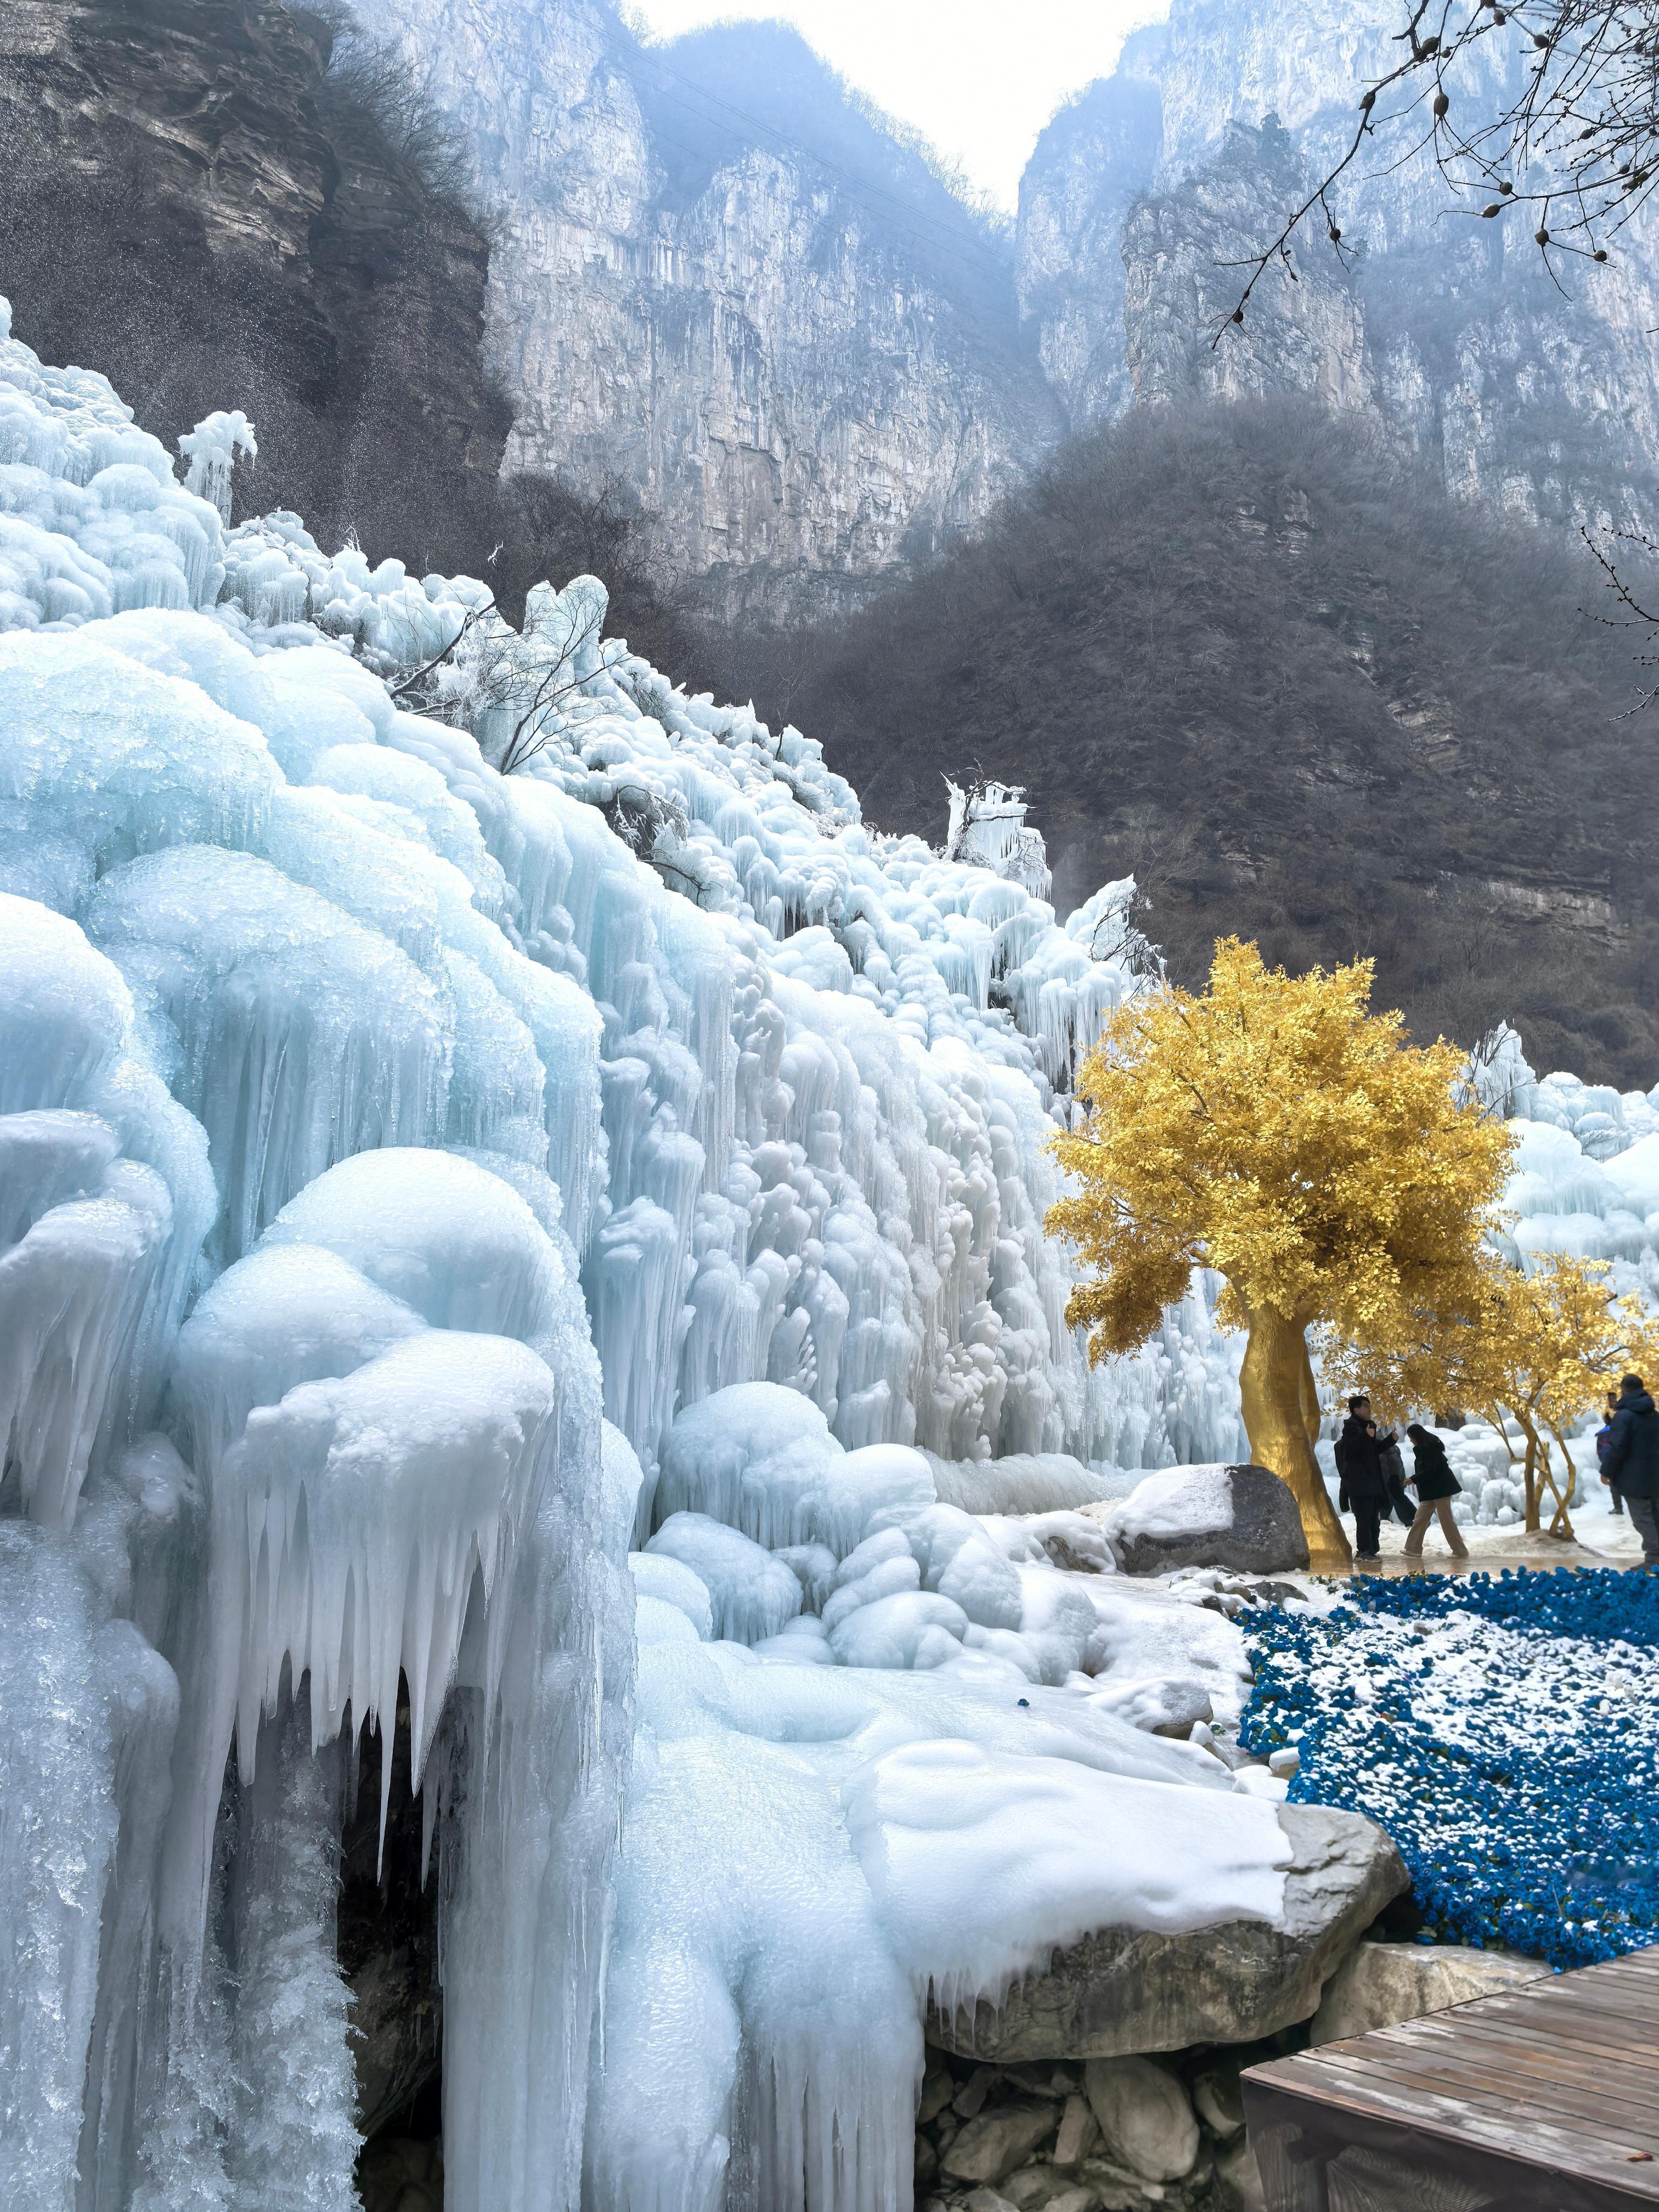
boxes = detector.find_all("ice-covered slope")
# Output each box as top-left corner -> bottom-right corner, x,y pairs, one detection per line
2,294 -> 1655,2212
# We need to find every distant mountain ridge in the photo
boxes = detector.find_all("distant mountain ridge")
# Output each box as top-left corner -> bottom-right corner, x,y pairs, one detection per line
1021,2 -> 1659,541
10,0 -> 1655,612
348,0 -> 1659,606
348,0 -> 1063,617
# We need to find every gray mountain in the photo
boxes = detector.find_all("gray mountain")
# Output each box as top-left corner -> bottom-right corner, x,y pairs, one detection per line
348,0 -> 1063,616
352,0 -> 1659,602
1021,0 -> 1659,538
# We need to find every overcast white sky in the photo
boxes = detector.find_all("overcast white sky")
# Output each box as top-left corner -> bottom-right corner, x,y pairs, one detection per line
626,1 -> 1167,210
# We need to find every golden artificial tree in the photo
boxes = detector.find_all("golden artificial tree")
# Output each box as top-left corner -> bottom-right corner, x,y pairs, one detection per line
1334,1254 -> 1659,1539
1047,939 -> 1514,1572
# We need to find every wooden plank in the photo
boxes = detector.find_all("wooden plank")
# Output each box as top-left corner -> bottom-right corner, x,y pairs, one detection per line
1371,2013 -> 1659,2116
1242,1952 -> 1659,2207
1359,2042 -> 1659,2137
1264,2047 -> 1659,2179
1246,2058 -> 1659,2200
1244,2074 -> 1659,2212
1243,2071 -> 1659,2212
1382,2007 -> 1659,2088
1283,2044 -> 1637,2150
1257,2050 -> 1635,2163
1385,1993 -> 1659,2069
1452,1985 -> 1659,2053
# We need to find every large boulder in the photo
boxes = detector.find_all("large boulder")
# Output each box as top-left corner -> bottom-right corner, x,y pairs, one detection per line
1310,1938 -> 1552,2045
1101,1464 -> 1309,1577
927,1804 -> 1406,2061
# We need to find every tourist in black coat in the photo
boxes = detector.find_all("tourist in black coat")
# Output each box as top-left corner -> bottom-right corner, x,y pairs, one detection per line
1402,1424 -> 1469,1560
1378,1431 -> 1415,1526
1604,1374 -> 1659,1566
1336,1395 -> 1388,1561
1596,1391 -> 1626,1517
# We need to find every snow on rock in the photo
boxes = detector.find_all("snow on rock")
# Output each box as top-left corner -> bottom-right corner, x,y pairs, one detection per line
1101,1462 -> 1310,1578
1108,1464 -> 1238,1545
845,1737 -> 1290,2018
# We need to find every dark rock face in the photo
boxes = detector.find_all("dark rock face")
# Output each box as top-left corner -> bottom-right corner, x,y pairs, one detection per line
1108,1466 -> 1310,1580
926,1804 -> 1409,2063
338,1709 -> 443,2140
0,0 -> 508,570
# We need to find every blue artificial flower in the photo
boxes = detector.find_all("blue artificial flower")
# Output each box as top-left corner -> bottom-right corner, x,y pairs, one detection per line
1240,1568 -> 1659,1969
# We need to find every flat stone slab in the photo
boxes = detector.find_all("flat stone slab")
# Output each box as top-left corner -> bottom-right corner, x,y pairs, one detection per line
926,1804 -> 1407,2061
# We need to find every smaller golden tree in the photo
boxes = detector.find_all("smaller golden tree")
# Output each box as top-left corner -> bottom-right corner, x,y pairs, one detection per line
1047,940 -> 1513,1572
1336,1256 -> 1659,1539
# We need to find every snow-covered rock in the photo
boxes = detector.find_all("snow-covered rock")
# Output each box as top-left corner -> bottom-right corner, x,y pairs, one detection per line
926,1803 -> 1408,2061
1102,1463 -> 1310,1577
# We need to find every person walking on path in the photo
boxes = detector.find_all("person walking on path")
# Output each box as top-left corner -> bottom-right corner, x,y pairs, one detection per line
1597,1390 -> 1626,1518
1603,1373 -> 1659,1567
1402,1424 -> 1470,1560
1336,1395 -> 1389,1561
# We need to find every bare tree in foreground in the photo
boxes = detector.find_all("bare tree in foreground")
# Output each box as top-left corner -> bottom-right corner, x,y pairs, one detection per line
1220,0 -> 1659,337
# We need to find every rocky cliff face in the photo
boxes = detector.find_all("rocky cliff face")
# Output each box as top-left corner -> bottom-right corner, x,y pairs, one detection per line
334,0 -> 1659,604
1020,0 -> 1659,538
0,0 -> 507,565
12,0 -> 1652,610
350,0 -> 1062,615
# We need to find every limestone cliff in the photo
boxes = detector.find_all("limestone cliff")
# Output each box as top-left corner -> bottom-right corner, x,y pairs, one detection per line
0,0 -> 508,564
1020,0 -> 1659,537
350,0 -> 1062,615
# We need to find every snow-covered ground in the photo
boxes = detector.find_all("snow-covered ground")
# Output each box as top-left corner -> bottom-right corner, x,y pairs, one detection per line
1,292 -> 1656,2212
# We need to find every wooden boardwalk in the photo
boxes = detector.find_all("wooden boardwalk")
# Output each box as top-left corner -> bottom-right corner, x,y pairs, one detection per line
1242,1948 -> 1659,2211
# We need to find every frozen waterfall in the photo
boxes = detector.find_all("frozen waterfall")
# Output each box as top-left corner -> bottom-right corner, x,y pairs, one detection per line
1,291 -> 1651,2212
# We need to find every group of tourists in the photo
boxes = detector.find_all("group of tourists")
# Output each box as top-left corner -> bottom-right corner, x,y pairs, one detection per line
1335,1397 -> 1468,1562
1334,1374 -> 1659,1567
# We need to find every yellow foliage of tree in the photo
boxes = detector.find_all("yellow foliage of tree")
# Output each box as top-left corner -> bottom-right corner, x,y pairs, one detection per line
1326,1254 -> 1659,1540
1047,939 -> 1514,1572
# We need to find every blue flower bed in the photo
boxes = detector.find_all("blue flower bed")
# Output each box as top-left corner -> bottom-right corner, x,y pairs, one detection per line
1240,1568 -> 1659,1968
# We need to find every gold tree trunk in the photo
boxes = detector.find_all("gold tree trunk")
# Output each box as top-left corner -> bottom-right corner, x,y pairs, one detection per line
1297,1334 -> 1323,1447
1240,1305 -> 1352,1573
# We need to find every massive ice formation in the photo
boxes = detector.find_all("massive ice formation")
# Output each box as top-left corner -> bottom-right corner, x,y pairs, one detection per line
0,292 -> 1648,2212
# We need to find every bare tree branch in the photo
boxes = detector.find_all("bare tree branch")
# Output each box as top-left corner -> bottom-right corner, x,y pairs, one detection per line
1219,0 -> 1659,340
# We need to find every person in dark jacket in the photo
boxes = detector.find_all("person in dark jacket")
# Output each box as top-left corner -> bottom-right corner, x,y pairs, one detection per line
1336,1395 -> 1388,1561
1402,1424 -> 1470,1560
1596,1390 -> 1626,1517
1604,1374 -> 1659,1566
1378,1430 -> 1415,1526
